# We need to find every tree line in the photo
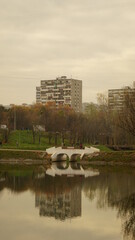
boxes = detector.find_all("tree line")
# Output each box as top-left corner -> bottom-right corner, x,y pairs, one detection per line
0,92 -> 135,146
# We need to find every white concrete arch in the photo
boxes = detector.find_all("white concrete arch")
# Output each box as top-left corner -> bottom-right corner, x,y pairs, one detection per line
46,146 -> 100,161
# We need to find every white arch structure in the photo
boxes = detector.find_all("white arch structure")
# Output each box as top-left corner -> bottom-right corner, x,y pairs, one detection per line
46,146 -> 100,161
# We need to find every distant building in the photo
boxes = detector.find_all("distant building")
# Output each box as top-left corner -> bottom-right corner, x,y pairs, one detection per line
36,87 -> 41,104
108,82 -> 135,111
36,76 -> 82,112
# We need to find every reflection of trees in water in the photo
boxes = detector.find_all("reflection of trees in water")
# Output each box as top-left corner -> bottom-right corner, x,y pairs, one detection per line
33,174 -> 83,194
1,166 -> 135,237
0,169 -> 84,195
0,168 -> 83,221
83,173 -> 109,208
0,166 -> 36,193
83,169 -> 135,239
0,174 -> 33,193
0,162 -> 86,194
113,193 -> 135,240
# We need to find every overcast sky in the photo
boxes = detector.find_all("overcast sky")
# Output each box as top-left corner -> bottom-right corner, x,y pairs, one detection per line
0,0 -> 135,105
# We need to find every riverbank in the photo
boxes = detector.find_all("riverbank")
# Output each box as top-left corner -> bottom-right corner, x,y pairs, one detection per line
0,149 -> 51,164
84,151 -> 135,166
0,148 -> 135,166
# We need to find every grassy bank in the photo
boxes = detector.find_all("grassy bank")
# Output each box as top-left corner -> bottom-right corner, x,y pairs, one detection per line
1,130 -> 135,164
1,130 -> 61,150
0,149 -> 48,160
0,148 -> 135,164
1,130 -> 112,151
87,151 -> 135,163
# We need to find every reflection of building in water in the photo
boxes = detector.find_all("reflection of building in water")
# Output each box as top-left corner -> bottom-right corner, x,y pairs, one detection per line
35,185 -> 81,220
34,163 -> 99,220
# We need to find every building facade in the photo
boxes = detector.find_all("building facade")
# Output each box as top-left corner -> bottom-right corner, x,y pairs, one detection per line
36,76 -> 82,112
108,82 -> 135,111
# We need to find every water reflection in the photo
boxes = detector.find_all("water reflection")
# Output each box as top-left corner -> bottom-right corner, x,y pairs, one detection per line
83,168 -> 135,240
34,162 -> 98,220
0,164 -> 135,239
35,178 -> 81,220
43,162 -> 99,178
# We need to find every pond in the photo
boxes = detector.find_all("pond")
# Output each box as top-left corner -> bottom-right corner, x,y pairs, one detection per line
0,162 -> 135,240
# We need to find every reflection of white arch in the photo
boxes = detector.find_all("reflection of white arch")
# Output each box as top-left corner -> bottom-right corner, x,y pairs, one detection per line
0,177 -> 5,182
38,166 -> 46,172
46,164 -> 99,178
46,146 -> 100,161
35,166 -> 46,179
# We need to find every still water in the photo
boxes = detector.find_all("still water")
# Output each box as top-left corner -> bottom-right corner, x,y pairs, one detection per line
0,162 -> 135,240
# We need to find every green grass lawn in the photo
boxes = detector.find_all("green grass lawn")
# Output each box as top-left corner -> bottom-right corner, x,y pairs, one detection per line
1,130 -> 62,150
1,130 -> 113,152
92,145 -> 112,152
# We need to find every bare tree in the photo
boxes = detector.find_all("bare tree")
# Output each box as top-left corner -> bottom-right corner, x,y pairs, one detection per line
118,90 -> 135,136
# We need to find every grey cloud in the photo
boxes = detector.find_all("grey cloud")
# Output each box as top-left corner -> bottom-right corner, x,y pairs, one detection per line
0,0 -> 135,104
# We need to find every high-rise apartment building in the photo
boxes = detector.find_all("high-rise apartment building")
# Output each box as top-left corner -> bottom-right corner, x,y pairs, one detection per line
36,76 -> 82,112
36,87 -> 41,103
108,82 -> 135,111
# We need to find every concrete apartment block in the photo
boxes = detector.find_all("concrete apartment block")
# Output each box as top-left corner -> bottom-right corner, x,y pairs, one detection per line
108,82 -> 135,111
36,76 -> 82,112
36,87 -> 41,103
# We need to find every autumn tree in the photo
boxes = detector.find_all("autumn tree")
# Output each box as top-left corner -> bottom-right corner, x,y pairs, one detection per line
118,90 -> 135,137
